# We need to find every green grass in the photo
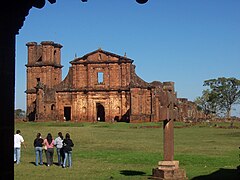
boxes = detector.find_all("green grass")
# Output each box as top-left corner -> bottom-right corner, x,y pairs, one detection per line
14,121 -> 240,180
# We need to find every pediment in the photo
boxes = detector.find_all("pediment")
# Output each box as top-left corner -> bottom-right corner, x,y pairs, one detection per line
70,48 -> 133,64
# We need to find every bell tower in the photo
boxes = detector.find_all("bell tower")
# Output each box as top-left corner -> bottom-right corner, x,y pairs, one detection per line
25,41 -> 63,121
26,41 -> 63,89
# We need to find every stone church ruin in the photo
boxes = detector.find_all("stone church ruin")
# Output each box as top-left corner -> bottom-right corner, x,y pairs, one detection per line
26,41 -> 204,122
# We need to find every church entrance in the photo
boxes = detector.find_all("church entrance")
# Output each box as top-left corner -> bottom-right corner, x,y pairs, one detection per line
64,107 -> 71,121
96,103 -> 105,122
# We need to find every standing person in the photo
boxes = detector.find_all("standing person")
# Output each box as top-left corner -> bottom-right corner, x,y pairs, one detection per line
54,132 -> 64,166
43,133 -> 55,166
14,130 -> 26,164
62,133 -> 74,168
33,133 -> 44,166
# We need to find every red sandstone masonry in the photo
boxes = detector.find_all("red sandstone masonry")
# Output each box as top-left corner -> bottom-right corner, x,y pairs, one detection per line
26,41 -> 204,122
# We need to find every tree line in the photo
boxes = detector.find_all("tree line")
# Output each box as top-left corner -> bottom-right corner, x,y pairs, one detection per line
15,109 -> 25,119
194,77 -> 240,119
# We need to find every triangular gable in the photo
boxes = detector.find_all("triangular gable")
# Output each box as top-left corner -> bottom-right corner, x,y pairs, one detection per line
70,48 -> 133,64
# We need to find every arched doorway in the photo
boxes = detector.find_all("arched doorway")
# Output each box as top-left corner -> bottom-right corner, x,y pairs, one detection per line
96,103 -> 105,122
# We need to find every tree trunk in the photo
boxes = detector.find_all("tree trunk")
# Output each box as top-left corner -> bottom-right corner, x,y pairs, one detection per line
226,107 -> 231,119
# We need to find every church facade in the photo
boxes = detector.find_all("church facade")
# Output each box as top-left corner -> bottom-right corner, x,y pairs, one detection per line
25,41 -> 202,123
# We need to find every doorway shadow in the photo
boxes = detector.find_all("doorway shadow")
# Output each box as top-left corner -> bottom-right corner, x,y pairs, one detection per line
192,167 -> 240,180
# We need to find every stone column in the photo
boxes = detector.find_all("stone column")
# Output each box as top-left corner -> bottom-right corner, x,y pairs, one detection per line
163,119 -> 174,161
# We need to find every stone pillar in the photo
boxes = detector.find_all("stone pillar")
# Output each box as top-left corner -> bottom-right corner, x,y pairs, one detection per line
163,119 -> 174,161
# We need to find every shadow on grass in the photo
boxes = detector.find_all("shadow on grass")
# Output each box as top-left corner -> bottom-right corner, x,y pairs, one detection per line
120,170 -> 147,176
192,167 -> 240,180
29,161 -> 59,166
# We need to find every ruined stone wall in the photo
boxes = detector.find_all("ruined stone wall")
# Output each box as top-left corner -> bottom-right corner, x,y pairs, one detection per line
26,41 -> 62,89
26,41 -> 204,123
177,98 -> 206,121
130,88 -> 152,122
26,93 -> 37,121
27,66 -> 62,90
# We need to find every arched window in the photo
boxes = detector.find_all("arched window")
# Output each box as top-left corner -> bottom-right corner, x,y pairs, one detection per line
51,104 -> 55,110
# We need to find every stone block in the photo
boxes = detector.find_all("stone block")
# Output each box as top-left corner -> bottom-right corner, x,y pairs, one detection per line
152,167 -> 188,180
158,160 -> 179,170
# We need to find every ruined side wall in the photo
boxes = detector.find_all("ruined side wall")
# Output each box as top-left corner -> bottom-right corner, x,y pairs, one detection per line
130,88 -> 152,122
178,98 -> 206,121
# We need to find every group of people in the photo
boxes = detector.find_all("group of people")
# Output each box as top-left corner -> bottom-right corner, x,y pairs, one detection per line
34,131 -> 74,168
14,130 -> 74,168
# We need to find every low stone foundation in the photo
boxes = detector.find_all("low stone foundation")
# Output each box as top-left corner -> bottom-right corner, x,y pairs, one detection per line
152,161 -> 187,180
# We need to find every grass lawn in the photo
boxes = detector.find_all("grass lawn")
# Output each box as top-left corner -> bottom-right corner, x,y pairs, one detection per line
14,121 -> 240,180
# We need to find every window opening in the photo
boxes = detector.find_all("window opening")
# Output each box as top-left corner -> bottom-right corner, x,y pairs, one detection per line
98,72 -> 103,84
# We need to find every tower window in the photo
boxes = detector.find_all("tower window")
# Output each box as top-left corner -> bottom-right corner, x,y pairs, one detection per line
98,72 -> 103,84
37,78 -> 40,82
54,50 -> 56,63
51,104 -> 55,110
36,78 -> 41,88
37,56 -> 42,62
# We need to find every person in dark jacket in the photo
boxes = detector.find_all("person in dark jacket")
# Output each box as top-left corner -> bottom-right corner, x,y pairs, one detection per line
62,133 -> 74,168
33,133 -> 44,166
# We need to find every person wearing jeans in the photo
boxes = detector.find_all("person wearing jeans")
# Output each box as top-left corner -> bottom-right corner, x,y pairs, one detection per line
54,132 -> 64,166
33,133 -> 44,166
14,130 -> 26,164
35,147 -> 43,165
62,133 -> 74,168
14,148 -> 21,164
63,150 -> 72,168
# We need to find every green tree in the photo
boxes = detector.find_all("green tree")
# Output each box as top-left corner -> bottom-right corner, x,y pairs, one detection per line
14,109 -> 26,119
194,89 -> 217,117
203,77 -> 240,118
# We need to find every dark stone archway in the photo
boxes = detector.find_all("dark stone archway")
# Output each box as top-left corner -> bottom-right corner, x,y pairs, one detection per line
96,103 -> 105,122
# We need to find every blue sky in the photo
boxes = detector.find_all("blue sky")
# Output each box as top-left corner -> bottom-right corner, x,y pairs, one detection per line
16,0 -> 240,116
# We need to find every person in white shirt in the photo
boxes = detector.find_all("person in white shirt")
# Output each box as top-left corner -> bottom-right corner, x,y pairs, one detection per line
54,132 -> 64,166
14,130 -> 26,164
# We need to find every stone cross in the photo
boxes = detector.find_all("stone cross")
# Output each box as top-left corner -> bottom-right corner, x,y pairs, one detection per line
152,84 -> 187,179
